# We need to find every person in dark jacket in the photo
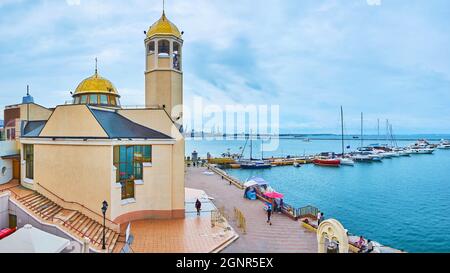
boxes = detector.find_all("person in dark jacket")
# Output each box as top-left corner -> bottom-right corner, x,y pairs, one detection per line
266,204 -> 272,225
195,199 -> 202,216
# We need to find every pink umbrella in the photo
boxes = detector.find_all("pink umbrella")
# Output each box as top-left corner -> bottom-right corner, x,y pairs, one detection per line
264,192 -> 284,199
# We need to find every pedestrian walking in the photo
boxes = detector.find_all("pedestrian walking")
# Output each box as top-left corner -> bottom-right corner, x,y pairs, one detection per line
266,204 -> 272,225
195,199 -> 202,216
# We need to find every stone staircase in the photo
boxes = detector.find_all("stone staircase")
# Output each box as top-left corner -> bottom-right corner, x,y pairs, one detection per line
18,192 -> 121,252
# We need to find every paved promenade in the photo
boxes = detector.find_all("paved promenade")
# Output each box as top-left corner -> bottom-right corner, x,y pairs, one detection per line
186,167 -> 318,253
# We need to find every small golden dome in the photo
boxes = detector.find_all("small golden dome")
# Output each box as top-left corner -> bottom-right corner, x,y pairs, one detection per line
73,72 -> 120,97
147,12 -> 181,39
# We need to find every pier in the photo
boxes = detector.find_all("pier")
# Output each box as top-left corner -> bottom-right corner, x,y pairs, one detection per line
186,166 -> 318,253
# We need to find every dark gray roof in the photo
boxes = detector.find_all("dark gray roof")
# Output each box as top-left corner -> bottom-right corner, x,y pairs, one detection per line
89,108 -> 172,139
22,121 -> 47,137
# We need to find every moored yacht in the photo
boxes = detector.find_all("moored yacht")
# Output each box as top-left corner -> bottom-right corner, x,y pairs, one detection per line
438,140 -> 450,149
410,147 -> 435,154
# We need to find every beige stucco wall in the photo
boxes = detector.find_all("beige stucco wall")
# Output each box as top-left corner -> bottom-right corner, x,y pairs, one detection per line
40,105 -> 107,138
33,144 -> 113,220
117,109 -> 185,212
144,69 -> 182,121
19,103 -> 52,121
110,144 -> 176,220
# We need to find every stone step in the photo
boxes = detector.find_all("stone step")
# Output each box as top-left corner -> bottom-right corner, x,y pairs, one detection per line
17,192 -> 121,252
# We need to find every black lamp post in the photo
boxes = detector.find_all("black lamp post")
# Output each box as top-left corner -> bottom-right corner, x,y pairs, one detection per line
101,200 -> 108,250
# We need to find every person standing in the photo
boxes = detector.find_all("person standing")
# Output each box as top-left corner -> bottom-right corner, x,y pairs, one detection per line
317,211 -> 323,226
266,204 -> 272,225
195,199 -> 202,216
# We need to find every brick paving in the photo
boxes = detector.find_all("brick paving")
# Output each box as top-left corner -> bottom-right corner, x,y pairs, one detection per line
186,167 -> 318,253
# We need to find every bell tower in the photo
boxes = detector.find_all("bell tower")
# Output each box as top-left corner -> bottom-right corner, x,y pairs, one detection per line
145,9 -> 183,129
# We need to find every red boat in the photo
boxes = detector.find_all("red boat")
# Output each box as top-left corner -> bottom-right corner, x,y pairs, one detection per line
313,158 -> 341,167
0,227 -> 16,240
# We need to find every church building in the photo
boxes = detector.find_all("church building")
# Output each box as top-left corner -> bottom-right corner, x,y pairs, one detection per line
4,10 -> 186,231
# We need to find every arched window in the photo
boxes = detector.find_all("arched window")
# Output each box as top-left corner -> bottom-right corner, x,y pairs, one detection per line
158,40 -> 170,57
148,41 -> 155,54
173,42 -> 181,70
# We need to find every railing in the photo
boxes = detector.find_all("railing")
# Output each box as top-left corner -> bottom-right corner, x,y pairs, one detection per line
52,215 -> 113,252
36,183 -> 119,231
297,205 -> 319,220
206,164 -> 244,190
0,184 -> 21,199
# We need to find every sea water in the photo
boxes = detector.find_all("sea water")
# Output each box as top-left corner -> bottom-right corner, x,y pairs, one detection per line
186,135 -> 450,253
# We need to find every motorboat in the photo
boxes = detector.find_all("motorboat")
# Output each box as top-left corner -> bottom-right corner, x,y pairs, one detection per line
293,161 -> 302,168
339,158 -> 355,166
438,140 -> 450,149
367,154 -> 383,161
352,154 -> 373,162
410,148 -> 435,154
240,160 -> 272,169
313,158 -> 341,167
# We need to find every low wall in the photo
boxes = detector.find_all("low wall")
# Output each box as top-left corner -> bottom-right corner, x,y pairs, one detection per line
8,198 -> 90,253
0,192 -> 9,229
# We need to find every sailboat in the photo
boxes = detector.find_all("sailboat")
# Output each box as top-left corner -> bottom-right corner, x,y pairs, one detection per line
239,133 -> 272,169
338,106 -> 355,166
353,112 -> 375,162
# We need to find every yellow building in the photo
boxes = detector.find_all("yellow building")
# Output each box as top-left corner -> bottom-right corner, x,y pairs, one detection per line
10,11 -> 186,230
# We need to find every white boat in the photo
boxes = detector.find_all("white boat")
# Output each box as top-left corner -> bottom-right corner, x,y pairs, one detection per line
339,158 -> 355,166
397,150 -> 411,156
293,162 -> 302,168
367,154 -> 383,161
410,148 -> 435,154
438,140 -> 450,149
352,154 -> 373,162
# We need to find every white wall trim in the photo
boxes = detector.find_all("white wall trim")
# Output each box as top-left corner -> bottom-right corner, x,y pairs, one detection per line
121,198 -> 136,206
134,180 -> 144,185
19,138 -> 175,146
23,178 -> 34,184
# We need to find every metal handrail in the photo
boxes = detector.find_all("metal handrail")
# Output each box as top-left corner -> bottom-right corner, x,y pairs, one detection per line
52,215 -> 110,249
36,182 -> 119,227
0,185 -> 20,199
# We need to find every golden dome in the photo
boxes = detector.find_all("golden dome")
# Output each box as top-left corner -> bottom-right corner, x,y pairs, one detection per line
147,12 -> 181,39
73,72 -> 120,97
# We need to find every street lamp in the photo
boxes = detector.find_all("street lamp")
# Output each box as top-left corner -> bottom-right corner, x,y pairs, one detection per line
101,200 -> 108,250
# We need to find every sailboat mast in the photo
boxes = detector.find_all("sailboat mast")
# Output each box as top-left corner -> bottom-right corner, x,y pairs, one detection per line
377,118 -> 380,141
250,132 -> 253,160
341,106 -> 345,156
361,112 -> 364,148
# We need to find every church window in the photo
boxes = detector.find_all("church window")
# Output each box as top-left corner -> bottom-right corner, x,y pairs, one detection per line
173,42 -> 181,70
114,145 -> 152,200
100,95 -> 108,105
89,94 -> 98,104
148,41 -> 155,54
24,144 -> 34,180
158,40 -> 170,56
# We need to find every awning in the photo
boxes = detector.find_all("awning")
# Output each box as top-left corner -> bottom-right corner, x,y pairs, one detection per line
1,154 -> 20,160
243,181 -> 258,188
246,176 -> 269,186
0,224 -> 70,253
264,192 -> 284,199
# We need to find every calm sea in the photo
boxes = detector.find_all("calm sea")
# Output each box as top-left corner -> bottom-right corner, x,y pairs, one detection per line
186,135 -> 450,253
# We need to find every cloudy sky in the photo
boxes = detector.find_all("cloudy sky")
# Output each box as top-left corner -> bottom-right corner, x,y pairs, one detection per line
0,0 -> 449,134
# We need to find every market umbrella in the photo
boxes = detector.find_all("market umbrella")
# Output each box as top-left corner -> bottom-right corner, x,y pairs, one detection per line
264,192 -> 284,199
0,224 -> 70,253
247,176 -> 269,186
244,180 -> 258,188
